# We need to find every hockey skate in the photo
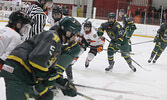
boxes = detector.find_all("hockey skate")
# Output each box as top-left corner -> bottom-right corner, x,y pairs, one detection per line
148,57 -> 153,63
105,66 -> 113,72
105,61 -> 115,72
129,64 -> 136,72
85,61 -> 89,68
148,52 -> 156,63
152,59 -> 157,63
152,55 -> 159,63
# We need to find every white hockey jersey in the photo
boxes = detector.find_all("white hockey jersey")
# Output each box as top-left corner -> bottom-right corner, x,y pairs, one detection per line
0,27 -> 23,61
47,11 -> 65,27
78,26 -> 105,46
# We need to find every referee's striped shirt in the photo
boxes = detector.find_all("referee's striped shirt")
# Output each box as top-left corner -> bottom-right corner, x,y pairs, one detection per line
25,2 -> 46,39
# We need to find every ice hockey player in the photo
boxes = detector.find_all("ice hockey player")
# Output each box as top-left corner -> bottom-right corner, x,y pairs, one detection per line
0,16 -> 81,100
47,5 -> 63,27
0,10 -> 31,71
50,17 -> 82,81
148,22 -> 167,63
65,21 -> 105,81
25,0 -> 53,39
97,12 -> 136,72
48,6 -> 81,82
119,9 -> 136,51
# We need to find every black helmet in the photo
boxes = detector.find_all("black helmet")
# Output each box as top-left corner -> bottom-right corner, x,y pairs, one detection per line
52,5 -> 62,14
108,12 -> 116,18
59,16 -> 81,37
52,5 -> 62,21
8,10 -> 31,33
84,21 -> 92,28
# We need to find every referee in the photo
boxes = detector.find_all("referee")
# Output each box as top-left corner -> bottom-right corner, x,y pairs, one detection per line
25,0 -> 53,39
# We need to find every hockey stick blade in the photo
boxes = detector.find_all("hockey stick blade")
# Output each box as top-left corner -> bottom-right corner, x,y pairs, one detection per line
131,58 -> 151,71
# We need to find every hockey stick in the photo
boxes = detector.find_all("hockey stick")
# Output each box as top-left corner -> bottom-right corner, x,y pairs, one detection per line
82,18 -> 90,25
54,83 -> 95,100
75,83 -> 134,94
103,38 -> 135,55
74,84 -> 158,99
132,40 -> 154,45
131,58 -> 151,71
102,48 -> 135,55
118,51 -> 151,71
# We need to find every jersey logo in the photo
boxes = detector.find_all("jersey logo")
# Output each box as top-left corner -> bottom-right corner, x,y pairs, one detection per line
93,34 -> 97,38
117,25 -> 121,29
2,64 -> 14,73
52,34 -> 60,42
48,57 -> 56,68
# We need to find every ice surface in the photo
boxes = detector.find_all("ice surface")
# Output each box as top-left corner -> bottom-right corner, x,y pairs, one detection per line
0,22 -> 167,100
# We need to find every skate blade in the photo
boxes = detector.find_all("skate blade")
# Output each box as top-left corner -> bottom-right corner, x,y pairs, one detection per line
105,69 -> 113,73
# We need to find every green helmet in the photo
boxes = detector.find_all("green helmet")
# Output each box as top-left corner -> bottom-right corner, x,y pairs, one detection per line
108,12 -> 116,18
59,16 -> 81,36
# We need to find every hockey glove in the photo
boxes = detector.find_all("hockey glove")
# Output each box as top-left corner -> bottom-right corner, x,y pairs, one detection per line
56,78 -> 77,97
40,67 -> 61,89
47,74 -> 60,89
153,34 -> 159,43
125,26 -> 131,31
97,28 -> 104,36
97,45 -> 103,52
35,82 -> 54,100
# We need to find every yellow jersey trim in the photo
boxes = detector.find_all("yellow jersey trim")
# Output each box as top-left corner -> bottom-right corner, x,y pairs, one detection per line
29,60 -> 48,71
40,87 -> 49,96
56,64 -> 65,71
48,75 -> 60,81
160,35 -> 167,42
65,40 -> 78,51
118,38 -> 123,42
7,55 -> 31,73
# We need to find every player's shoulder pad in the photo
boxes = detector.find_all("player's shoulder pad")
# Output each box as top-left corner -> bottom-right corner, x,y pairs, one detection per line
115,22 -> 122,29
101,22 -> 109,28
161,22 -> 167,26
160,22 -> 167,29
41,30 -> 61,43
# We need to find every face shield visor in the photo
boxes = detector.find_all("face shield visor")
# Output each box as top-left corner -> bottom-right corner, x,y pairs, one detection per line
119,12 -> 124,17
19,24 -> 31,40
